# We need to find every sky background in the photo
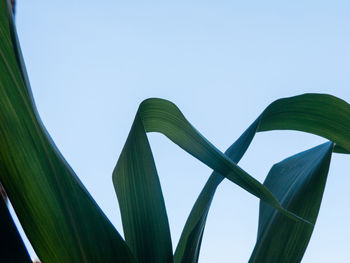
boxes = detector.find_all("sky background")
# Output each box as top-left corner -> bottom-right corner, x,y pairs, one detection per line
10,0 -> 350,262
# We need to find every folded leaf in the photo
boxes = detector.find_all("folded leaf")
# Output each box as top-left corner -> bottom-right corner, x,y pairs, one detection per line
249,142 -> 334,263
0,2 -> 135,262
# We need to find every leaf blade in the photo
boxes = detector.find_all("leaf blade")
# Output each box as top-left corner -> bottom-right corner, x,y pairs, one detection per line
259,93 -> 350,153
113,115 -> 173,263
0,2 -> 136,262
113,98 -> 309,263
137,98 -> 296,216
174,118 -> 260,263
175,93 -> 350,263
249,142 -> 334,263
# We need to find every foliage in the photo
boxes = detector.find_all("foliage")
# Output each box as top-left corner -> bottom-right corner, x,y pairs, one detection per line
0,1 -> 349,262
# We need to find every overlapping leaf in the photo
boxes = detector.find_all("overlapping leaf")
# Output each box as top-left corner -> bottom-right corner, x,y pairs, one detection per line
249,142 -> 334,263
1,0 -> 349,261
112,99 -> 309,263
175,94 -> 350,263
0,0 -> 303,261
174,119 -> 260,263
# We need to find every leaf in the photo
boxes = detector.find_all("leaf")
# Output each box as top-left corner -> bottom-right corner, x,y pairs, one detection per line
113,116 -> 174,263
1,0 -> 348,261
259,94 -> 350,153
0,2 -> 135,262
174,118 -> 260,263
113,99 -> 308,262
0,195 -> 32,263
249,142 -> 334,263
138,99 -> 306,221
175,94 -> 350,263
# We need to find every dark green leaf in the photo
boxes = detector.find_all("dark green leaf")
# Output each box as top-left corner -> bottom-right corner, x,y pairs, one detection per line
137,99 -> 303,220
0,2 -> 135,262
175,94 -> 350,263
259,94 -> 350,153
174,119 -> 260,263
113,99 -> 308,262
113,116 -> 173,263
249,142 -> 334,263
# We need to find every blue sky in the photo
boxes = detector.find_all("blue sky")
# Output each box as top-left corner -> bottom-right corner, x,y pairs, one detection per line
12,0 -> 350,262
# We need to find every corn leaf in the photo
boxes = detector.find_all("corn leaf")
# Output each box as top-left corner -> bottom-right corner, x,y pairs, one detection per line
174,119 -> 260,263
259,94 -> 350,153
1,0 -> 349,261
249,142 -> 334,263
0,197 -> 31,263
175,94 -> 350,263
113,115 -> 174,263
0,1 -> 136,262
113,99 -> 308,262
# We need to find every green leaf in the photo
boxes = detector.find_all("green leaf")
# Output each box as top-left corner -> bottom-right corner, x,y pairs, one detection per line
249,142 -> 334,263
113,99 -> 308,262
138,99 -> 305,221
113,116 -> 174,263
174,119 -> 260,263
259,94 -> 350,153
0,1 -> 135,262
175,94 -> 350,263
0,196 -> 32,263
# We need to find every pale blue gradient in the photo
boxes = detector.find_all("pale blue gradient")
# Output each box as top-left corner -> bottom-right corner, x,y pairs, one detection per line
11,0 -> 350,262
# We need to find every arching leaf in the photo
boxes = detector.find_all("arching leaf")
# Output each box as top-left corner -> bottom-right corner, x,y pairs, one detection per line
175,94 -> 350,263
113,99 -> 308,262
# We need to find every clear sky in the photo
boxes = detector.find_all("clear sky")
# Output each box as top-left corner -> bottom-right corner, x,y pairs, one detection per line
11,0 -> 350,262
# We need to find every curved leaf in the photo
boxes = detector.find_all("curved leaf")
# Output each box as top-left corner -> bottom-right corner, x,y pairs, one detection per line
175,94 -> 350,263
0,1 -> 135,262
113,115 -> 174,263
249,142 -> 334,263
259,94 -> 350,153
174,118 -> 260,263
138,99 -> 303,219
113,99 -> 307,262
